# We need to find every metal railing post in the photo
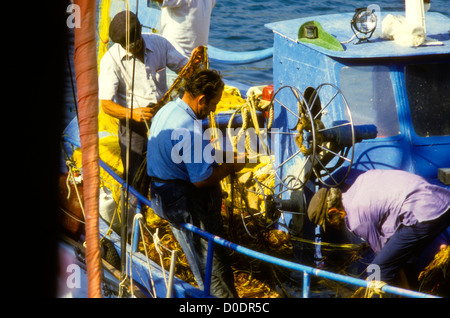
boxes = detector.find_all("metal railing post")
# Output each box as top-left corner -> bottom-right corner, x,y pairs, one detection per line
303,272 -> 310,298
180,223 -> 439,299
62,138 -> 440,299
166,250 -> 177,298
203,238 -> 215,297
119,186 -> 127,297
132,201 -> 142,252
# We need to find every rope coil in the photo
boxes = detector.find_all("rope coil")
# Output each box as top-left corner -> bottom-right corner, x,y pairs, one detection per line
365,280 -> 387,298
294,115 -> 325,156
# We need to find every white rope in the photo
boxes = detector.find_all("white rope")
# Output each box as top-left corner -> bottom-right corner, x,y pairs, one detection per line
133,214 -> 181,294
153,228 -> 168,286
365,280 -> 387,298
129,213 -> 157,298
226,92 -> 270,157
126,212 -> 182,297
65,160 -> 85,219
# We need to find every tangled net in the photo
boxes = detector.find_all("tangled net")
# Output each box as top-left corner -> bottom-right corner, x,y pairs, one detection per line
152,45 -> 208,113
66,34 -> 449,296
139,202 -> 293,298
61,4 -> 399,298
418,245 -> 450,296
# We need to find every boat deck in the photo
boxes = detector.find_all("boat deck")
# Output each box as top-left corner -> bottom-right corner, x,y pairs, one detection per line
266,12 -> 450,59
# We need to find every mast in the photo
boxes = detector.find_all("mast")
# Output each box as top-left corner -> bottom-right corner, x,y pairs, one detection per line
73,0 -> 102,298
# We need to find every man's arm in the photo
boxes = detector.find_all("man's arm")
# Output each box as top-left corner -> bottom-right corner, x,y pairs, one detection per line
100,99 -> 155,122
193,162 -> 245,189
193,152 -> 247,188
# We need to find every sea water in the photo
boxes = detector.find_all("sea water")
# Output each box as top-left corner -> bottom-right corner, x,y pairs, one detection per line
62,0 -> 450,128
208,0 -> 450,86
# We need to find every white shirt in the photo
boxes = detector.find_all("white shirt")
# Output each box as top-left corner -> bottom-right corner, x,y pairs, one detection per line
99,33 -> 188,108
160,0 -> 216,56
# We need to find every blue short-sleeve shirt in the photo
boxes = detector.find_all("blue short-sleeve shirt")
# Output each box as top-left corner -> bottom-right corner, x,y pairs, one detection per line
147,98 -> 216,184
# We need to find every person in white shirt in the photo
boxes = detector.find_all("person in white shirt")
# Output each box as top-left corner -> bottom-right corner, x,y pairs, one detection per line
99,10 -> 189,199
152,0 -> 216,56
151,0 -> 215,87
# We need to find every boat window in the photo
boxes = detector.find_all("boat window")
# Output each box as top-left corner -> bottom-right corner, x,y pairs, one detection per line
339,65 -> 400,138
405,63 -> 450,137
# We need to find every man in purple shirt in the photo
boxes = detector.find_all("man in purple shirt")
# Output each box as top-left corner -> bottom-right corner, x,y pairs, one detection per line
307,169 -> 450,286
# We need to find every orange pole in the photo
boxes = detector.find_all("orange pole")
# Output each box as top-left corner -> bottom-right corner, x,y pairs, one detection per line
73,0 -> 101,298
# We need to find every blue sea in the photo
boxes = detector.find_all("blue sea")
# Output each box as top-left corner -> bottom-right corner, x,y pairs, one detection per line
208,0 -> 450,87
63,0 -> 449,127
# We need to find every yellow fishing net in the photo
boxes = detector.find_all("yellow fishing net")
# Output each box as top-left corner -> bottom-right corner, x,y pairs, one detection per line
418,245 -> 450,296
64,0 -> 450,298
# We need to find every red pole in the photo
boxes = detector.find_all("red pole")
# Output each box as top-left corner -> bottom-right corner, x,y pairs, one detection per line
73,0 -> 101,298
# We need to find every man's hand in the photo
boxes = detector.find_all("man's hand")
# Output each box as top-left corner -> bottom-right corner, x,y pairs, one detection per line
192,152 -> 248,189
214,150 -> 248,172
101,99 -> 156,123
132,106 -> 156,122
231,153 -> 247,173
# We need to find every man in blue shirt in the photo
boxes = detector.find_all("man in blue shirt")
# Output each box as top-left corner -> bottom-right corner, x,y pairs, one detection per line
147,70 -> 244,297
307,169 -> 450,288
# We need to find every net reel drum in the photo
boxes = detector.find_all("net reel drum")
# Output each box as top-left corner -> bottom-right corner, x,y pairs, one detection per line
233,83 -> 377,237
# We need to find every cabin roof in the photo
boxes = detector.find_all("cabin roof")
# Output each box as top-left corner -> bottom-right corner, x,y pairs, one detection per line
265,12 -> 450,59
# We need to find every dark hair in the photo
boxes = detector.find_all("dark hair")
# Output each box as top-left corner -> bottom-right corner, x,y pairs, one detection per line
184,70 -> 224,104
109,11 -> 142,46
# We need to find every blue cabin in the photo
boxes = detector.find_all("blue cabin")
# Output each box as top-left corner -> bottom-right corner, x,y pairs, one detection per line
263,10 -> 450,273
265,11 -> 449,192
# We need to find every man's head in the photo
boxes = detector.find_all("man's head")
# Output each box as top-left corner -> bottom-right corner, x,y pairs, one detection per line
307,187 -> 346,230
109,11 -> 143,54
183,69 -> 224,120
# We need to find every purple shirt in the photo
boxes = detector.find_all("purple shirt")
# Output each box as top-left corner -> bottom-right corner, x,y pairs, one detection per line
342,170 -> 450,253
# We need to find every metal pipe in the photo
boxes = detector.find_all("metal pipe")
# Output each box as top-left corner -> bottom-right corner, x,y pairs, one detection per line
119,186 -> 127,297
166,250 -> 177,298
203,238 -> 215,297
98,158 -> 152,207
63,139 -> 439,298
181,223 -> 439,298
303,272 -> 310,298
132,201 -> 142,253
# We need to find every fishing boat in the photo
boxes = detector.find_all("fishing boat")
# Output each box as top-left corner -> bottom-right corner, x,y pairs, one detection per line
58,0 -> 449,298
